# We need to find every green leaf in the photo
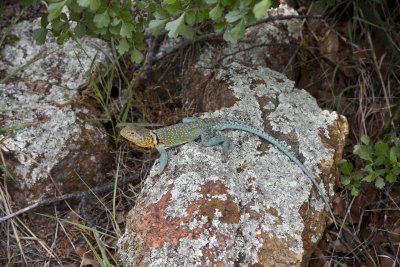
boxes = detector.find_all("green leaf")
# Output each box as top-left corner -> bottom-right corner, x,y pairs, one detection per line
165,13 -> 185,38
164,2 -> 184,16
182,26 -> 195,39
393,166 -> 400,175
389,146 -> 399,162
48,0 -> 68,21
109,25 -> 120,35
148,19 -> 167,34
223,19 -> 245,43
214,22 -> 225,32
77,0 -> 90,7
386,172 -> 396,183
353,171 -> 364,181
120,21 -> 134,38
40,14 -> 49,27
109,9 -> 117,17
351,186 -> 360,196
253,0 -> 272,19
363,173 -> 376,182
111,18 -> 121,26
130,48 -> 144,63
339,159 -> 353,175
340,175 -> 351,186
196,8 -> 209,23
154,8 -> 169,20
74,23 -> 86,38
33,28 -> 47,44
354,144 -> 373,162
221,0 -> 236,6
93,10 -> 110,28
374,155 -> 386,166
51,19 -> 67,33
209,4 -> 223,21
375,140 -> 389,157
68,0 -> 84,13
364,163 -> 374,173
56,30 -> 70,44
89,0 -> 101,11
185,10 -> 196,25
375,177 -> 385,189
132,32 -> 145,49
205,0 -> 218,4
361,135 -> 370,145
225,10 -> 243,23
395,137 -> 400,146
59,12 -> 68,22
374,169 -> 387,176
116,38 -> 130,54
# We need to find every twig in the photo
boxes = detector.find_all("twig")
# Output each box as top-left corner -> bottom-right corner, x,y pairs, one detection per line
154,32 -> 221,62
249,14 -> 323,28
143,33 -> 166,76
0,173 -> 140,222
322,20 -> 362,51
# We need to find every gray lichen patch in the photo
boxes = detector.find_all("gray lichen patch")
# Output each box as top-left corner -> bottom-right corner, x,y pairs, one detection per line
1,20 -> 110,90
0,19 -> 113,204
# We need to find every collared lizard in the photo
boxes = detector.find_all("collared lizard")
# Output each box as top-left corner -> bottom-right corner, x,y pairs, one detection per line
120,117 -> 335,223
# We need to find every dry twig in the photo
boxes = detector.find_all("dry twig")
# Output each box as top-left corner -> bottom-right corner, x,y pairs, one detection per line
0,173 -> 140,222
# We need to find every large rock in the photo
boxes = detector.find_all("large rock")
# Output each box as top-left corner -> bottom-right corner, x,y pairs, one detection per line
118,5 -> 348,265
118,62 -> 348,266
0,19 -> 113,204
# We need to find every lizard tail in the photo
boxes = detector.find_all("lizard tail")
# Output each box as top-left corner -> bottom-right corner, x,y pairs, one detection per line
219,121 -> 336,225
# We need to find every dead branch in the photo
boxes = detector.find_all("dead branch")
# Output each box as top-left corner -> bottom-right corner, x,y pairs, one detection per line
0,172 -> 140,222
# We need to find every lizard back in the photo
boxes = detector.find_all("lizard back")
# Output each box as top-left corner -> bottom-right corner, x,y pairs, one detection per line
155,122 -> 205,148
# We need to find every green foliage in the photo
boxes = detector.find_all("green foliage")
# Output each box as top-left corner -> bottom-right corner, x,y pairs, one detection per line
21,0 -> 280,63
253,0 -> 272,19
340,135 -> 400,196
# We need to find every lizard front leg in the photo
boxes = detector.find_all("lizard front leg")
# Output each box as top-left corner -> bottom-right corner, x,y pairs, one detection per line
156,145 -> 168,174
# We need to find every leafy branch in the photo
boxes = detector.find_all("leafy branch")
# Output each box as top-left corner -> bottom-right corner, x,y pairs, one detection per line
340,135 -> 400,196
26,0 -> 280,63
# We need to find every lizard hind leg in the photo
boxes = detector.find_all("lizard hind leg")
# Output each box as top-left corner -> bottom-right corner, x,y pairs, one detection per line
200,131 -> 231,161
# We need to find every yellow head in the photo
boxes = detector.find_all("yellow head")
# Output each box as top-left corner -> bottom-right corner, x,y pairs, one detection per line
120,124 -> 156,148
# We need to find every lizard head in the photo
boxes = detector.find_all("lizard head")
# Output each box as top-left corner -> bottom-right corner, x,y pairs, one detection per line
120,124 -> 157,148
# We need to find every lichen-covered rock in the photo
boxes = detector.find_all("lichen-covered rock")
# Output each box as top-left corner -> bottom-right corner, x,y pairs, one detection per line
118,5 -> 348,266
118,62 -> 348,266
0,19 -> 113,204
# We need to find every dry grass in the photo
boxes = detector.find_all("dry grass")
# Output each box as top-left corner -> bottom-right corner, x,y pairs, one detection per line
299,1 -> 400,266
1,0 -> 399,266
